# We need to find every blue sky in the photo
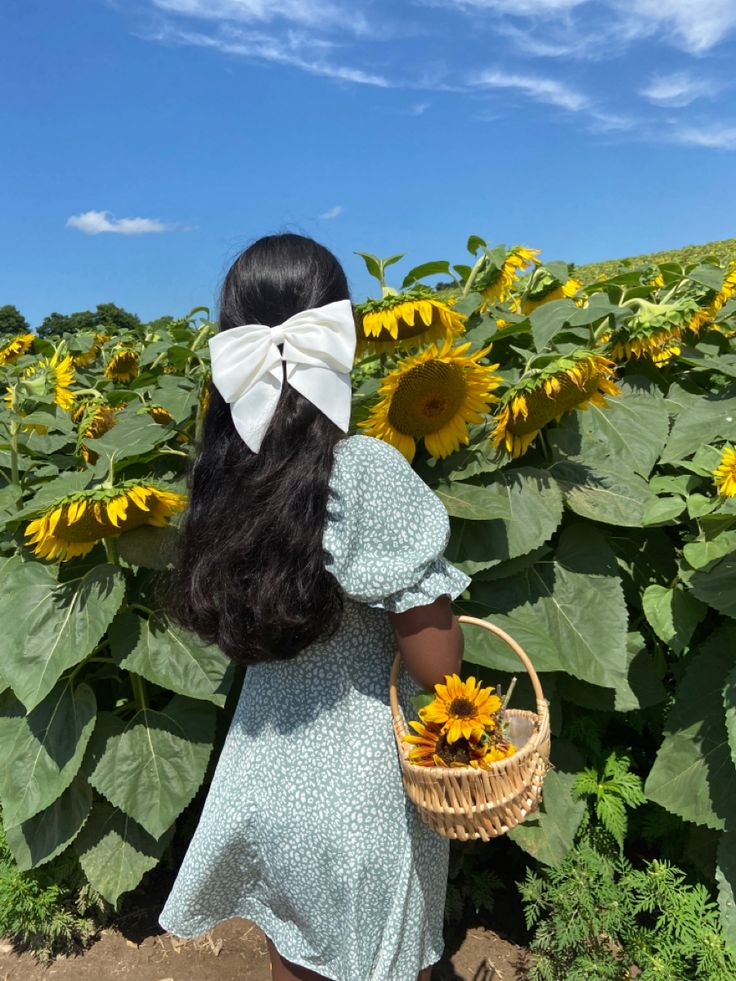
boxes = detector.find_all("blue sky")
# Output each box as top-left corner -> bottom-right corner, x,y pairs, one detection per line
3,0 -> 736,328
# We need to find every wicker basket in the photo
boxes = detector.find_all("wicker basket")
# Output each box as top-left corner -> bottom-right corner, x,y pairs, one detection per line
389,615 -> 551,842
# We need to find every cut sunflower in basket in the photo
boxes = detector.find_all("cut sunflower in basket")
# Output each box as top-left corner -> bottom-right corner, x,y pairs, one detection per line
404,675 -> 516,769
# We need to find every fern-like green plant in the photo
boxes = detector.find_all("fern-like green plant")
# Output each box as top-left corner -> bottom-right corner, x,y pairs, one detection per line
0,820 -> 108,963
519,844 -> 736,980
573,752 -> 646,851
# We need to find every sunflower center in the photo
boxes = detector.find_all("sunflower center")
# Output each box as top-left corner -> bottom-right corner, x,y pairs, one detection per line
448,697 -> 476,718
387,361 -> 467,436
434,734 -> 472,767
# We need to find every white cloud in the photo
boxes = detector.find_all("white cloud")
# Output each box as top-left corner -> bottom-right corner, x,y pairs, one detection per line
640,72 -> 716,107
424,0 -> 586,12
473,70 -> 590,111
66,210 -> 177,235
671,125 -> 736,150
151,0 -> 370,35
612,0 -> 736,55
432,0 -> 736,55
150,24 -> 391,86
318,205 -> 343,219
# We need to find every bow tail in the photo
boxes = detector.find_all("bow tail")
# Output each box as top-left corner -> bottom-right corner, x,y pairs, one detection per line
287,363 -> 352,432
229,371 -> 283,452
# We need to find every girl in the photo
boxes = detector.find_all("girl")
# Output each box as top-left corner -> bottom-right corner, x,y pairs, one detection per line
158,233 -> 472,981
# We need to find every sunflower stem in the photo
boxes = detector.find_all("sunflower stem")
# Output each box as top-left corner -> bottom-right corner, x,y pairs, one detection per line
73,388 -> 103,398
501,676 -> 517,711
130,672 -> 149,712
462,254 -> 487,297
103,535 -> 120,565
190,322 -> 213,353
9,419 -> 20,493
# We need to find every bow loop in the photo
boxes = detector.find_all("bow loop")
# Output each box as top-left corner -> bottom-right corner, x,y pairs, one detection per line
208,299 -> 356,452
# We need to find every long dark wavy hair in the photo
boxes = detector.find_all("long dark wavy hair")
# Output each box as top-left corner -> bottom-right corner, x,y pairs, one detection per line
160,234 -> 351,666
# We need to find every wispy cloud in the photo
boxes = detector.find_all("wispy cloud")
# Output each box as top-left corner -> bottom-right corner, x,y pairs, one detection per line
640,72 -> 716,107
612,0 -> 736,55
148,23 -> 391,86
424,0 -> 586,12
472,69 -> 590,111
66,210 -> 180,235
151,0 -> 369,34
318,205 -> 343,220
671,124 -> 736,150
432,0 -> 736,55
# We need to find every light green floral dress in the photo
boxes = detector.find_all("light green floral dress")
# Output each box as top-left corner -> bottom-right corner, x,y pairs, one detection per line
159,434 -> 472,980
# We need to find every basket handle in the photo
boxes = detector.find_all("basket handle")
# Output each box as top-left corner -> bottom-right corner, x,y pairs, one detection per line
389,614 -> 546,716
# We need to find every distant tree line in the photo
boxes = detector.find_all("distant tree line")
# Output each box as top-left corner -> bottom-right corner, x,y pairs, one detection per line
0,303 -> 173,339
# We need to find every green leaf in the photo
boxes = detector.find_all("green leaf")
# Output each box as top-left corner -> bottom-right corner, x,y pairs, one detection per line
4,775 -> 92,871
401,261 -> 451,289
686,549 -> 736,618
443,468 -> 562,574
0,558 -> 126,711
87,695 -> 216,838
467,235 -> 487,256
725,665 -> 736,772
150,377 -> 198,422
551,381 -> 670,478
90,407 -> 168,465
550,460 -> 655,527
555,632 -> 665,713
645,625 -> 736,831
642,585 -> 706,654
641,495 -> 686,526
529,300 -> 578,352
0,681 -> 96,826
116,524 -> 179,569
660,388 -> 736,463
465,525 -> 629,690
8,470 -> 92,523
355,252 -> 382,281
75,801 -> 174,906
109,611 -> 233,707
683,531 -> 736,570
716,832 -> 736,948
509,766 -> 585,866
687,263 -> 724,291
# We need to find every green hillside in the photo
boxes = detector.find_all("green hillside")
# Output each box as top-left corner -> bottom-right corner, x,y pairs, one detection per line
573,237 -> 736,284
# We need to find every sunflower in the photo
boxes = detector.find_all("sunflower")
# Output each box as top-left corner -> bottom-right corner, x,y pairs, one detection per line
490,351 -> 620,458
684,264 -> 736,336
72,401 -> 119,464
519,276 -> 583,315
104,349 -> 139,383
14,351 -> 76,410
355,291 -> 466,358
601,297 -> 696,363
0,333 -> 35,367
24,481 -> 186,562
477,246 -> 541,310
358,337 -> 501,462
419,675 -> 502,744
72,331 -> 108,368
148,404 -> 174,424
404,720 -> 497,769
714,446 -> 736,498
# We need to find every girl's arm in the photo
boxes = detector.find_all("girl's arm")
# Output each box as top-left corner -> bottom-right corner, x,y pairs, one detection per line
387,596 -> 464,691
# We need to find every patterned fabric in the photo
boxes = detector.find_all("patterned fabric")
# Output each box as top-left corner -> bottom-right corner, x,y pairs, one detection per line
158,434 -> 472,980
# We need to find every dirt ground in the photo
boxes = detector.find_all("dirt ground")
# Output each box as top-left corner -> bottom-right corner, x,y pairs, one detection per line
0,917 -> 530,981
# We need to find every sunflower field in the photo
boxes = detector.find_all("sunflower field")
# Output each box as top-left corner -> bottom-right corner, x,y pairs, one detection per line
1,239 -> 736,968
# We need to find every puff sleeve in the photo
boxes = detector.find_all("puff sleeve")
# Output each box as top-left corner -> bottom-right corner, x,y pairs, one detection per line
323,435 -> 472,613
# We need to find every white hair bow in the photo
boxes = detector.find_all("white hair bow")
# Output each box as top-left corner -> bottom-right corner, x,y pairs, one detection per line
207,298 -> 356,452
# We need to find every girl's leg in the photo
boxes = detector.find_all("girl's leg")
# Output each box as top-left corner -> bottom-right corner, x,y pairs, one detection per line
266,937 -> 330,981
